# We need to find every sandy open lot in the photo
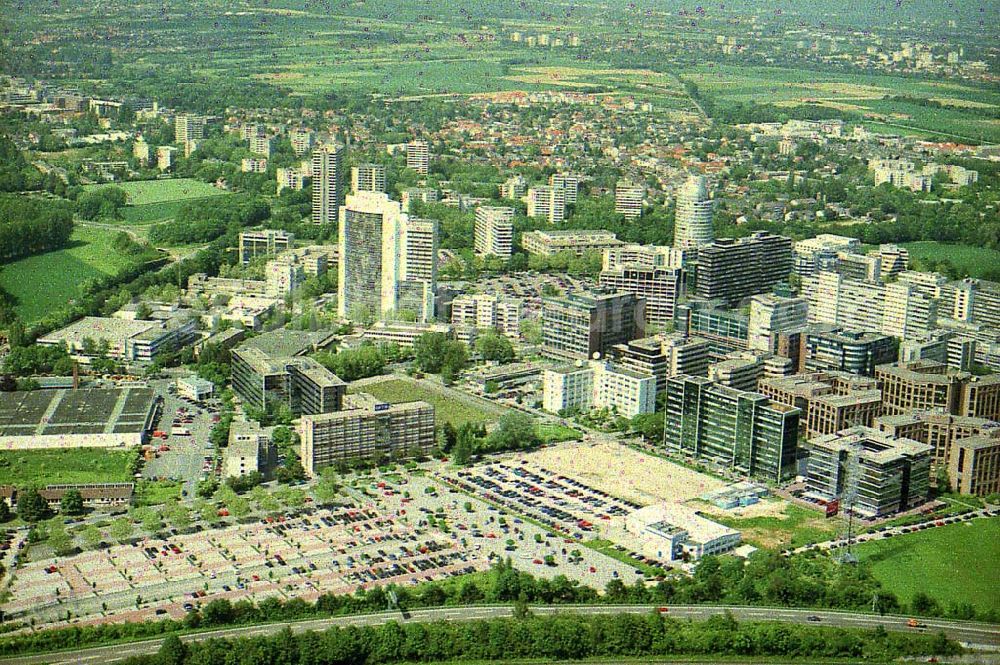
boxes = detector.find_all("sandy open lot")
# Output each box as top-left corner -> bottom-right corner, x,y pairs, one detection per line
515,440 -> 727,507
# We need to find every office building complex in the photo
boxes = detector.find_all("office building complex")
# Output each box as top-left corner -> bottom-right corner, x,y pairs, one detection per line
450,294 -> 521,339
231,349 -> 345,417
239,230 -> 294,265
695,232 -> 793,305
675,300 -> 749,360
474,206 -> 514,259
299,394 -> 435,475
792,234 -> 863,276
406,140 -> 430,174
351,163 -> 386,193
599,265 -> 683,328
614,182 -> 643,220
663,375 -> 800,481
760,372 -> 882,438
876,411 -> 1000,469
522,229 -> 622,256
805,427 -> 932,518
549,172 -> 581,204
526,185 -> 566,223
708,353 -> 766,392
311,145 -> 345,225
798,325 -> 898,376
748,294 -> 809,352
948,436 -> 1000,497
338,192 -> 437,323
673,175 -> 714,250
543,360 -> 656,418
611,333 -> 711,393
542,291 -> 644,362
876,360 -> 1000,420
174,113 -> 204,144
802,271 -> 937,340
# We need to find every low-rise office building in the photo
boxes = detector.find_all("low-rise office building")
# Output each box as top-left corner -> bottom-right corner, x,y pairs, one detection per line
543,360 -> 656,418
522,229 -> 622,256
948,436 -> 1000,497
759,372 -> 881,438
876,360 -> 1000,421
624,503 -> 741,562
875,411 -> 1000,468
797,325 -> 898,376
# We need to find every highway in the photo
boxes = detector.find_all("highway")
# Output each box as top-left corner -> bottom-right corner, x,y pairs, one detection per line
2,604 -> 997,665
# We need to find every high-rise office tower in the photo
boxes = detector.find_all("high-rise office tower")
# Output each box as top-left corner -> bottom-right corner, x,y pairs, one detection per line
673,175 -> 714,250
351,163 -> 387,193
615,182 -> 644,220
311,145 -> 345,225
474,206 -> 515,259
174,114 -> 205,144
526,186 -> 566,223
338,192 -> 437,323
695,232 -> 793,306
406,140 -> 430,175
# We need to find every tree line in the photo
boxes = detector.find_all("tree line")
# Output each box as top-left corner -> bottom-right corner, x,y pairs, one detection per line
147,195 -> 270,245
0,194 -> 74,261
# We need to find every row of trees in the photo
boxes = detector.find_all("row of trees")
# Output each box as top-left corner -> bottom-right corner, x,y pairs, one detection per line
133,611 -> 957,665
442,412 -> 543,465
412,332 -> 468,384
313,343 -> 409,382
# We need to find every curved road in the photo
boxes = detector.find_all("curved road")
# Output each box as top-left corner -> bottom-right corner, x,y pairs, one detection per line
2,604 -> 997,664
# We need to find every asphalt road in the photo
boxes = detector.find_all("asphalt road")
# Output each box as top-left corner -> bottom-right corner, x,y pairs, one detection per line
3,604 -> 996,665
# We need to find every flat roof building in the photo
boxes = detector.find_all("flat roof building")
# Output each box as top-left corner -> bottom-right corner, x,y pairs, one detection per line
948,436 -> 1000,497
875,411 -> 1000,469
474,206 -> 514,260
351,163 -> 387,193
625,503 -> 741,561
760,372 -> 881,438
543,360 -> 656,418
663,375 -> 800,481
876,360 -> 1000,421
611,333 -> 711,394
299,393 -> 435,475
695,232 -> 793,306
522,229 -> 622,256
805,426 -> 933,518
224,420 -> 276,480
799,325 -> 898,376
542,291 -> 644,362
239,230 -> 294,265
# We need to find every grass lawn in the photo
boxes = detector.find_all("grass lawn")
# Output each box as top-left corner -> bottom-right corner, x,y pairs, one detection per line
854,518 -> 1000,615
119,197 -> 226,226
899,241 -> 1000,280
84,178 -> 227,206
0,226 -> 140,322
352,378 -> 506,427
133,480 -> 184,507
710,503 -> 839,550
0,448 -> 134,486
537,423 -> 583,444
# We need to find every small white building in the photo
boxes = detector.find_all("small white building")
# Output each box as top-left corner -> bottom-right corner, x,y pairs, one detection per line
176,376 -> 214,401
624,503 -> 741,562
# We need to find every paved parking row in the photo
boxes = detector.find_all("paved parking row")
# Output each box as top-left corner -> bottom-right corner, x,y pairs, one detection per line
440,462 -> 641,539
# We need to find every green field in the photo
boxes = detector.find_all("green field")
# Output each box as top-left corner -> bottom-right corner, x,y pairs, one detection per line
84,178 -> 227,206
537,423 -> 583,443
710,502 -> 839,550
0,226 -> 141,322
854,518 -> 1000,614
352,378 -> 507,427
0,448 -> 134,486
119,197 -> 225,226
899,241 -> 1000,280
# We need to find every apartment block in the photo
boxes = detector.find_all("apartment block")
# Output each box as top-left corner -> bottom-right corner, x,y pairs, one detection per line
522,229 -> 622,257
351,163 -> 387,193
549,172 -> 581,204
338,192 -> 437,323
599,265 -> 683,328
526,185 -> 566,223
241,158 -> 268,173
473,206 -> 514,259
450,294 -> 521,339
542,291 -> 644,362
311,144 -> 345,225
239,230 -> 294,265
289,128 -> 314,156
405,140 -> 430,175
802,271 -> 937,340
400,187 -> 438,212
663,375 -> 800,481
614,182 -> 644,220
174,113 -> 204,144
695,232 -> 793,306
248,134 -> 272,157
276,167 -> 305,193
603,244 -> 684,270
805,427 -> 933,518
299,394 -> 435,475
543,360 -> 656,418
500,175 -> 527,200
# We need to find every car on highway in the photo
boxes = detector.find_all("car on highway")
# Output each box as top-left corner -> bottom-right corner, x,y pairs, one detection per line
806,615 -> 821,622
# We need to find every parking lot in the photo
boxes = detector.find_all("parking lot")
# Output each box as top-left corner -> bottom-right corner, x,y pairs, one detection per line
142,379 -> 219,497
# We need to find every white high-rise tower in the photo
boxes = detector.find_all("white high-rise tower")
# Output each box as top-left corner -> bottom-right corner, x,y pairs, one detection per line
673,175 -> 714,250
